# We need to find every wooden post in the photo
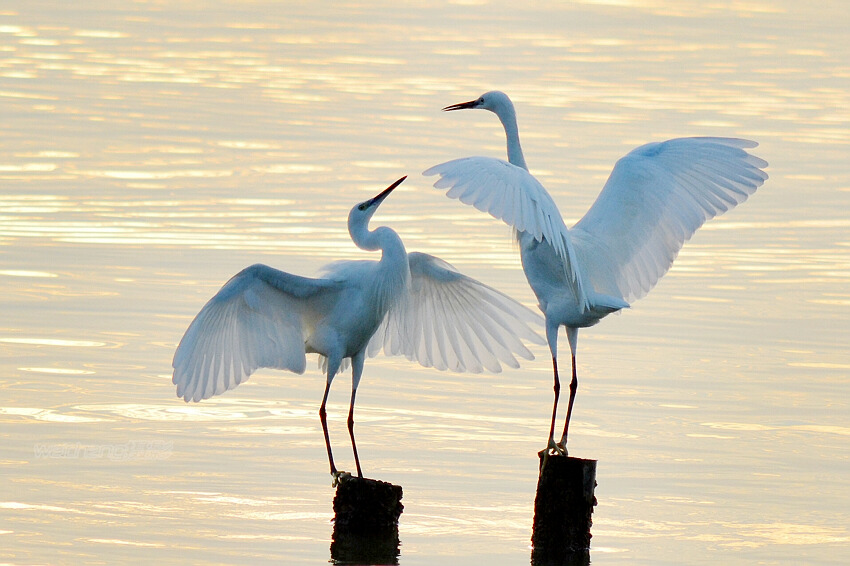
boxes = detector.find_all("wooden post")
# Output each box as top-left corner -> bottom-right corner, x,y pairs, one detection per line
531,453 -> 597,565
330,475 -> 403,564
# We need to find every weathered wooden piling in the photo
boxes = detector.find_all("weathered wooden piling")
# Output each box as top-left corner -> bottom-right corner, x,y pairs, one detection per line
330,475 -> 403,565
531,453 -> 596,565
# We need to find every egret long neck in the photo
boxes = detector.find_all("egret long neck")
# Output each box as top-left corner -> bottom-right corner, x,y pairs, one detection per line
496,104 -> 528,171
348,216 -> 409,316
349,215 -> 407,265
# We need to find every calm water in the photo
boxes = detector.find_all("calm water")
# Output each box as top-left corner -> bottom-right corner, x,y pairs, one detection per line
1,1 -> 848,564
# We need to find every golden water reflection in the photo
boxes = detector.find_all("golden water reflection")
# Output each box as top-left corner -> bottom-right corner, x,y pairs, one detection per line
1,1 -> 849,564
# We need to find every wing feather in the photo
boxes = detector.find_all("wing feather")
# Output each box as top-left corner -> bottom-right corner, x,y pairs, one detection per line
424,157 -> 589,310
368,252 -> 545,374
172,263 -> 338,402
572,137 -> 768,301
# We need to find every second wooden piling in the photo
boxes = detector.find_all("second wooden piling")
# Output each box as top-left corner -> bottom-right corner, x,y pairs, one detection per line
531,453 -> 596,565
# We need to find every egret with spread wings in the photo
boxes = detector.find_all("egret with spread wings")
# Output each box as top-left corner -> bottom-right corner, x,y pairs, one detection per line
172,176 -> 545,480
424,91 -> 768,456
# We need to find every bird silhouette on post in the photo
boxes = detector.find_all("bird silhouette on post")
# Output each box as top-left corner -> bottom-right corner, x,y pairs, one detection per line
172,176 -> 545,482
425,91 -> 768,456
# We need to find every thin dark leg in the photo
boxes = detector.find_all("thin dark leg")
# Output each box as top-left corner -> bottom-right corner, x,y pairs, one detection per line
319,380 -> 337,476
347,388 -> 362,478
547,356 -> 560,451
559,354 -> 578,452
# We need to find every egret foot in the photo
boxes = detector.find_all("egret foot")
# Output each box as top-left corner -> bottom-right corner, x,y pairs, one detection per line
540,440 -> 568,475
332,470 -> 352,487
548,437 -> 567,456
556,440 -> 569,456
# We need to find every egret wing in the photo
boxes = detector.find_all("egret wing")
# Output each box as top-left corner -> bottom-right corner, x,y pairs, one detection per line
571,137 -> 768,302
172,263 -> 339,402
424,156 -> 589,310
368,252 -> 545,373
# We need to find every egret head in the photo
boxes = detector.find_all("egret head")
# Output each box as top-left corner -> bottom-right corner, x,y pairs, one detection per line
442,90 -> 525,168
349,176 -> 406,225
443,91 -> 513,114
348,176 -> 407,252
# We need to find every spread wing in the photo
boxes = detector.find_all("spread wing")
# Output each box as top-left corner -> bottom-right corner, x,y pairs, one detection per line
424,156 -> 589,311
172,263 -> 339,402
368,252 -> 545,373
571,137 -> 768,302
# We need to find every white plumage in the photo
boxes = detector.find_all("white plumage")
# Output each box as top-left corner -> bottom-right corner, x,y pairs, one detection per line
172,176 -> 544,479
429,156 -> 589,310
368,252 -> 542,373
425,91 -> 768,455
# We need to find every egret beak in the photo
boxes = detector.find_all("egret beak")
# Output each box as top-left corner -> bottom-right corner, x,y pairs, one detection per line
368,176 -> 406,207
443,99 -> 479,112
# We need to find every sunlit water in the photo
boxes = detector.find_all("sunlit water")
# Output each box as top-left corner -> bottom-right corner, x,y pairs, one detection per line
1,1 -> 848,564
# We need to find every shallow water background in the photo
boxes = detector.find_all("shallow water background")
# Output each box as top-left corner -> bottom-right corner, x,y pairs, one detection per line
1,1 -> 848,564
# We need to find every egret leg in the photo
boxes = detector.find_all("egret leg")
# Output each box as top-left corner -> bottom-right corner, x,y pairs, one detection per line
556,327 -> 579,454
319,379 -> 338,477
557,354 -> 578,453
543,319 -> 565,457
546,355 -> 561,453
348,351 -> 365,478
347,388 -> 362,478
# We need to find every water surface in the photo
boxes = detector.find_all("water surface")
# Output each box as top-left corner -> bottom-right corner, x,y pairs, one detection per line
1,1 -> 848,564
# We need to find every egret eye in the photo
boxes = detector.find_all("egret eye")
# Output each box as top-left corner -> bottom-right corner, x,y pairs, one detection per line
358,203 -> 367,211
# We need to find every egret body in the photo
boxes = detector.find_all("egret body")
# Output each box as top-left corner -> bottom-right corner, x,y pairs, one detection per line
172,176 -> 545,479
426,91 -> 768,455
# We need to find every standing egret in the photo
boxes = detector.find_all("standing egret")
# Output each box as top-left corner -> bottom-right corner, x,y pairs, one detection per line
424,91 -> 768,456
172,176 -> 545,480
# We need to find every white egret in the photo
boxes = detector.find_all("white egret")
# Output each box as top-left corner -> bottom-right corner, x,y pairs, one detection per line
424,91 -> 768,455
172,176 -> 545,480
